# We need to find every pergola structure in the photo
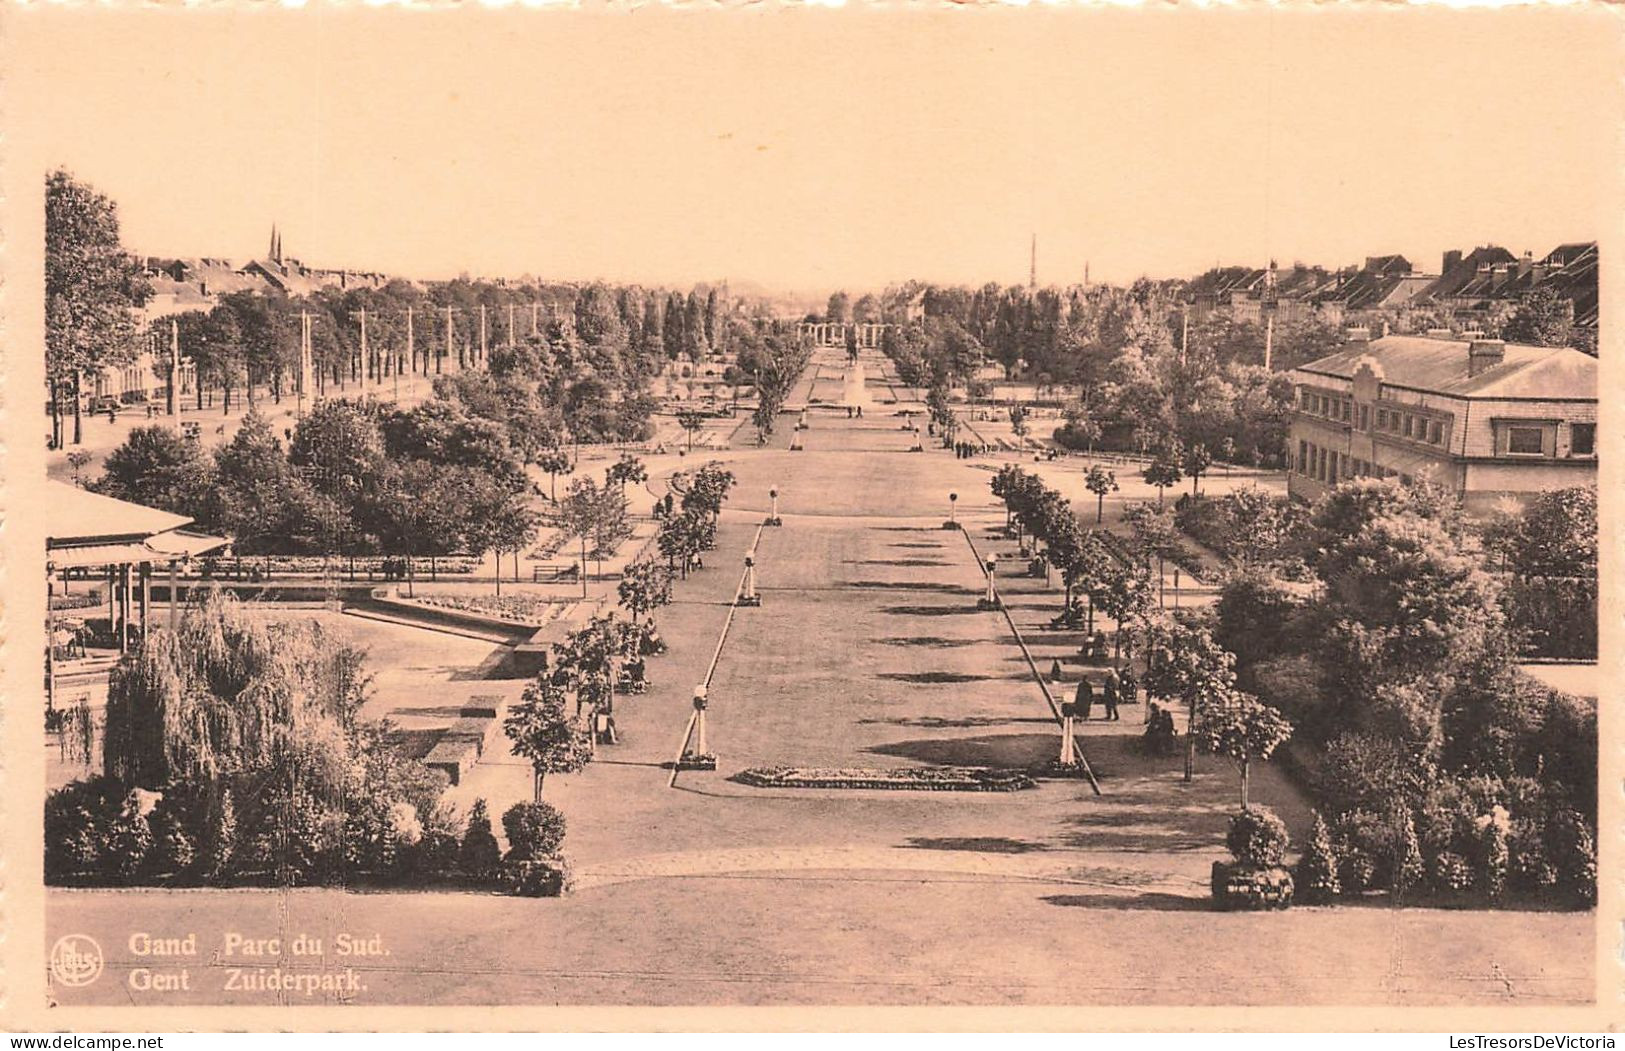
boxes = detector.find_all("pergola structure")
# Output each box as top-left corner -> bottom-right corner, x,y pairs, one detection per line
44,480 -> 228,709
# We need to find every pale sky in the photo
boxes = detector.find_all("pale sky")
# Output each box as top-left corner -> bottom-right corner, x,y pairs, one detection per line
8,6 -> 1621,293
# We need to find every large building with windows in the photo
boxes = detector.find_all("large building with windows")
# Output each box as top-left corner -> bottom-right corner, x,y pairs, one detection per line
1286,330 -> 1597,512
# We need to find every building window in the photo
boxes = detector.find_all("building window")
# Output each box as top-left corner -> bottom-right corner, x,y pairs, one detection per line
1428,420 -> 1443,445
1506,426 -> 1546,456
1570,423 -> 1595,457
1298,440 -> 1308,472
1340,400 -> 1351,422
1329,451 -> 1339,484
1359,405 -> 1370,431
1402,415 -> 1415,438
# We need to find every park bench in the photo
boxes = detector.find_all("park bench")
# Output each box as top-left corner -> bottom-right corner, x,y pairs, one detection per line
422,698 -> 502,786
532,563 -> 581,584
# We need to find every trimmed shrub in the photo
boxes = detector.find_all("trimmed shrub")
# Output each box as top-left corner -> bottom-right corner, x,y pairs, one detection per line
1429,851 -> 1474,896
1547,809 -> 1597,908
1332,810 -> 1387,894
1392,807 -> 1425,898
1226,807 -> 1290,868
406,829 -> 462,882
501,855 -> 573,898
502,802 -> 567,861
145,803 -> 198,880
1477,817 -> 1509,901
342,802 -> 403,878
201,789 -> 237,884
1296,811 -> 1341,903
459,799 -> 501,883
103,791 -> 153,882
1507,817 -> 1558,894
44,778 -> 121,883
242,791 -> 338,887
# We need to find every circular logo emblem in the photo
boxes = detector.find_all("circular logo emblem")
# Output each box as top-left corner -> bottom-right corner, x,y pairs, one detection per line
49,934 -> 103,988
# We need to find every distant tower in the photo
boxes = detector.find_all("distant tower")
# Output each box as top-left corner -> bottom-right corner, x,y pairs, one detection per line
269,223 -> 283,265
1029,233 -> 1037,290
1084,260 -> 1091,288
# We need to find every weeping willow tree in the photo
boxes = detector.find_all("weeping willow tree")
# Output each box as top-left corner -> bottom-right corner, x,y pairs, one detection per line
103,587 -> 370,800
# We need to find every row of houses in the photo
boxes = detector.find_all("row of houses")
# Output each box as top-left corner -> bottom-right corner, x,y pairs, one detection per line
1188,241 -> 1599,339
141,226 -> 391,322
80,228 -> 391,407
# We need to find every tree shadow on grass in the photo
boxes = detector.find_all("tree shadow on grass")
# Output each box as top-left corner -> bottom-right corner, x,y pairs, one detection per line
848,558 -> 952,568
904,836 -> 1052,854
876,670 -> 1029,684
873,636 -> 988,648
892,542 -> 944,550
849,580 -> 979,594
866,732 -> 1056,768
856,715 -> 1052,729
1040,892 -> 1211,912
881,605 -> 985,618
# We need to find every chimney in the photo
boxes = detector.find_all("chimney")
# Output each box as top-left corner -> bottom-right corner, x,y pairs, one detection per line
1489,265 -> 1509,290
1530,262 -> 1549,284
1468,338 -> 1506,377
1517,251 -> 1532,279
1442,249 -> 1463,273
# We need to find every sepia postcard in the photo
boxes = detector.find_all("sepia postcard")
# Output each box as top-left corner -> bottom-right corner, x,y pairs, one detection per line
0,1 -> 1619,1032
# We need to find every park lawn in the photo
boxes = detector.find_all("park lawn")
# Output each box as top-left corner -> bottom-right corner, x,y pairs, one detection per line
44,347 -> 1597,1009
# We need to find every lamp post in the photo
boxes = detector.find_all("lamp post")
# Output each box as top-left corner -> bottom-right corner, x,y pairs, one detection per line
979,553 -> 1000,610
693,687 -> 709,756
1059,701 -> 1077,765
944,491 -> 959,531
738,549 -> 761,607
766,486 -> 782,527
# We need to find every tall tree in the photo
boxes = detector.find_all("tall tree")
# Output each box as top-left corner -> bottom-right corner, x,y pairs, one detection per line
1502,286 -> 1576,348
45,169 -> 151,446
683,290 -> 709,361
503,677 -> 592,803
662,293 -> 685,360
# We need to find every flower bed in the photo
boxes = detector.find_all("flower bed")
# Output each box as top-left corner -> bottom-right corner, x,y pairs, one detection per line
732,766 -> 1036,792
1211,861 -> 1295,910
408,593 -> 567,625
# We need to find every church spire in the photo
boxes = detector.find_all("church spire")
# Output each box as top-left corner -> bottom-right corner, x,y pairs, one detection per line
269,223 -> 282,264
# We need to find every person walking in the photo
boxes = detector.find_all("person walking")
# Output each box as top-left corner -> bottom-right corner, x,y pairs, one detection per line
1073,675 -> 1094,721
1102,668 -> 1121,721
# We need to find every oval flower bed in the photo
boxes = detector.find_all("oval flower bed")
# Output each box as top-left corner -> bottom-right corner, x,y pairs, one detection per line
732,766 -> 1035,792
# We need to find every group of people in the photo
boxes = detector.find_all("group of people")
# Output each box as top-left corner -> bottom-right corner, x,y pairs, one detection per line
377,557 -> 413,582
952,441 -> 989,459
1070,665 -> 1136,722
